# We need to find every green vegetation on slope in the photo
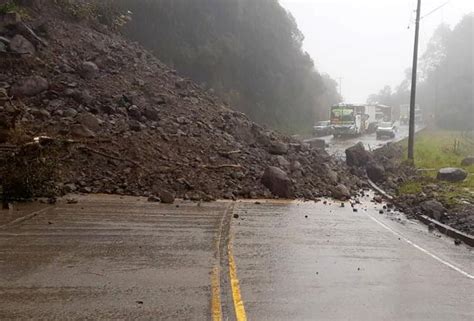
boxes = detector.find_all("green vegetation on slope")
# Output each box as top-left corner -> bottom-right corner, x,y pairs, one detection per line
399,129 -> 474,204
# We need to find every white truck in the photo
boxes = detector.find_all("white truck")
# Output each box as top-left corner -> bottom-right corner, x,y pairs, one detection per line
330,104 -> 377,137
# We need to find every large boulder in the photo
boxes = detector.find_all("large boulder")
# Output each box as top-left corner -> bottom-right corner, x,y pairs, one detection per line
9,34 -> 35,54
261,166 -> 291,198
437,168 -> 468,182
332,184 -> 351,201
345,142 -> 371,167
461,156 -> 474,167
420,200 -> 446,221
366,162 -> 385,182
10,76 -> 48,97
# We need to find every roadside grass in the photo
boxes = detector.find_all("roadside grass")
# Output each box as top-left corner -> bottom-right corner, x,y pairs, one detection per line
398,129 -> 474,204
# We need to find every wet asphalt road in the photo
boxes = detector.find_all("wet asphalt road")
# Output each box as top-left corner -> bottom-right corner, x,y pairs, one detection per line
304,124 -> 422,158
0,194 -> 473,320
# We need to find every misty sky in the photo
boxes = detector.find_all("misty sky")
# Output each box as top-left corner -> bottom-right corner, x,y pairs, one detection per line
281,0 -> 473,103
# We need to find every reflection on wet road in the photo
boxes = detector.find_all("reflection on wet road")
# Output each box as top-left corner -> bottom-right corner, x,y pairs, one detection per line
0,194 -> 472,320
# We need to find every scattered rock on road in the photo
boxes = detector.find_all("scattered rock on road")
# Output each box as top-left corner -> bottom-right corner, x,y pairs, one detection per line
159,190 -> 175,204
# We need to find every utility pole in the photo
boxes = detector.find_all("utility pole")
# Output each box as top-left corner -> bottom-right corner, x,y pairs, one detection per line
408,0 -> 422,160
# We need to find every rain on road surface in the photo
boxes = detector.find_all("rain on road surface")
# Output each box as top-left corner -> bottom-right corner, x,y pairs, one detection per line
1,194 -> 472,320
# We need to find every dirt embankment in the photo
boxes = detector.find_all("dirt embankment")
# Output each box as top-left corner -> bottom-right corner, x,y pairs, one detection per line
0,2 -> 363,202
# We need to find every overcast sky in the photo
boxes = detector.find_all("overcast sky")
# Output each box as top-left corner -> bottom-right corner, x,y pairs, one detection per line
280,0 -> 473,102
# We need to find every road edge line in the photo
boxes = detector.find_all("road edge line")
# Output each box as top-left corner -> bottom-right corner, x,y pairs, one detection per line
368,178 -> 474,247
366,213 -> 474,279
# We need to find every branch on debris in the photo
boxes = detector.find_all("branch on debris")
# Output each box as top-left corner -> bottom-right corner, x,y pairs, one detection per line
218,150 -> 241,158
200,164 -> 242,170
77,146 -> 143,169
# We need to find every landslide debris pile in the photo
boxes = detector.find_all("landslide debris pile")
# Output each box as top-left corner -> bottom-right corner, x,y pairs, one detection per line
0,3 -> 362,200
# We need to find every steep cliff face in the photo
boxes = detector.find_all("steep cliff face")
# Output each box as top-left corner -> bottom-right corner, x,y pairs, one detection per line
0,2 -> 362,200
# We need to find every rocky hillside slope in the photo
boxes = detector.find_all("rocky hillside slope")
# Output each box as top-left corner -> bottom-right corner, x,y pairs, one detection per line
0,2 -> 362,201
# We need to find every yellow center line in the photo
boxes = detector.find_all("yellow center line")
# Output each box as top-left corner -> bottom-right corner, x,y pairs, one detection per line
228,240 -> 248,321
211,265 -> 222,321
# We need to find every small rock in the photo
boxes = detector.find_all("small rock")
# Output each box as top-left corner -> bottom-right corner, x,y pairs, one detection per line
66,198 -> 78,204
144,107 -> 159,121
379,210 -> 384,214
9,34 -> 35,55
160,190 -> 175,204
268,141 -> 289,155
373,195 -> 383,203
76,112 -> 101,131
276,155 -> 290,168
63,108 -> 78,118
128,105 -> 141,120
420,200 -> 446,221
10,76 -> 49,97
79,61 -> 99,79
428,223 -> 435,232
64,183 -> 77,193
70,124 -> 96,138
454,239 -> 462,246
233,214 -> 239,219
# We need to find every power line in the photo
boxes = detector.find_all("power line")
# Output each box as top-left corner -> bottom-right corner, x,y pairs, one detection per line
421,1 -> 452,20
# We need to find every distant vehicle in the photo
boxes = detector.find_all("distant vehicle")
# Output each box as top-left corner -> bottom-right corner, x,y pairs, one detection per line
399,104 -> 422,125
330,104 -> 377,137
313,121 -> 333,137
376,122 -> 397,139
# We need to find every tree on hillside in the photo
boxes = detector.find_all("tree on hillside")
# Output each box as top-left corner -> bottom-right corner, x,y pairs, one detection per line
115,0 -> 341,133
368,14 -> 473,130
